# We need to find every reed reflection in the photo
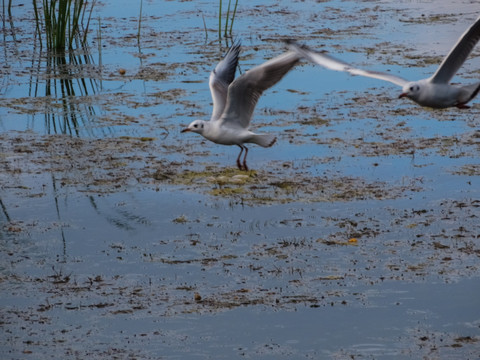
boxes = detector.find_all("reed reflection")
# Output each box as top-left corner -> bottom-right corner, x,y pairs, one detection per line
29,0 -> 100,136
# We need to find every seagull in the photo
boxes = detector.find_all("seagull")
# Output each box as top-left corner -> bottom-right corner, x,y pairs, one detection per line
286,15 -> 480,109
181,42 -> 301,170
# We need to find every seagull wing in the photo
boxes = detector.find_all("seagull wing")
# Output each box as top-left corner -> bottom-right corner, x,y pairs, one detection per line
209,41 -> 241,121
430,16 -> 480,84
287,40 -> 408,87
220,50 -> 301,129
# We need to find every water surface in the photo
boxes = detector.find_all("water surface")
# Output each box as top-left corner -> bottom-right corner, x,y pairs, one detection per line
1,0 -> 479,358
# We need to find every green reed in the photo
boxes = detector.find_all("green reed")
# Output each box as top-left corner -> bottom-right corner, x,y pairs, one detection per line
29,1 -> 100,136
33,0 -> 96,51
218,0 -> 239,40
7,0 -> 13,16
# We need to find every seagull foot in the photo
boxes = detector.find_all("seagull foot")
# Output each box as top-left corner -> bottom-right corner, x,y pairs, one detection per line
235,161 -> 249,171
236,164 -> 249,171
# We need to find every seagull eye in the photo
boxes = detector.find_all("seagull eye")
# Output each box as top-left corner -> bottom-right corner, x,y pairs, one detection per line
194,124 -> 198,128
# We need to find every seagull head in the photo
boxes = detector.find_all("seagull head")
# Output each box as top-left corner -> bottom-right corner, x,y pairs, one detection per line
399,82 -> 421,101
181,120 -> 207,135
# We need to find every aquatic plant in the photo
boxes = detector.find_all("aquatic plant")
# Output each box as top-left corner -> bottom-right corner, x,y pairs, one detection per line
218,0 -> 239,40
33,0 -> 96,51
202,13 -> 208,41
28,47 -> 100,136
137,0 -> 142,43
6,0 -> 13,16
27,1 -> 100,135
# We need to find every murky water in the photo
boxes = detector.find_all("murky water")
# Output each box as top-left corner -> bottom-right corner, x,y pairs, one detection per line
1,0 -> 480,359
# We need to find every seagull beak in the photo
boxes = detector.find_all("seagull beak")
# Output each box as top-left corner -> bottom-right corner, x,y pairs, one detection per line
399,93 -> 407,99
181,128 -> 191,133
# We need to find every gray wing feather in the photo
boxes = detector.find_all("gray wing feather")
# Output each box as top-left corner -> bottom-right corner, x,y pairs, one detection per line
209,41 -> 241,121
220,51 -> 301,129
430,16 -> 480,84
286,40 -> 408,87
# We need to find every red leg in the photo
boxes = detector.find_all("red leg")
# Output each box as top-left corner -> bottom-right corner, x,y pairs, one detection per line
236,145 -> 244,170
242,146 -> 249,171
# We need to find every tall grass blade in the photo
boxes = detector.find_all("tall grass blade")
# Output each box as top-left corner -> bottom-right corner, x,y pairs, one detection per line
224,0 -> 231,38
218,0 -> 222,40
34,0 -> 95,52
33,0 -> 43,49
201,13 -> 208,42
229,0 -> 238,36
29,0 -> 100,135
82,0 -> 95,46
97,16 -> 102,89
218,0 -> 239,40
137,0 -> 142,43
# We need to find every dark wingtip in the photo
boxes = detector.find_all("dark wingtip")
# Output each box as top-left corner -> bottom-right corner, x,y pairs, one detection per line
230,38 -> 242,52
225,39 -> 241,61
283,39 -> 310,52
268,137 -> 277,148
284,38 -> 295,45
467,82 -> 480,103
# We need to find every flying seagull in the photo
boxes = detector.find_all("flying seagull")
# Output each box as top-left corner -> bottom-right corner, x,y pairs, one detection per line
182,42 -> 301,170
286,15 -> 480,109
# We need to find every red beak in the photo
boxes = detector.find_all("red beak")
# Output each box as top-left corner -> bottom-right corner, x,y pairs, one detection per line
181,128 -> 191,133
399,93 -> 407,99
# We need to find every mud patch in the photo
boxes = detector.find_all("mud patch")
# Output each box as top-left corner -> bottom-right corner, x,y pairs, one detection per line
0,132 -> 424,204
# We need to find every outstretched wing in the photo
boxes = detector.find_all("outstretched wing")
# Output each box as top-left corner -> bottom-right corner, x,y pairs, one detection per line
286,40 -> 408,87
220,50 -> 301,129
209,41 -> 241,121
430,16 -> 480,84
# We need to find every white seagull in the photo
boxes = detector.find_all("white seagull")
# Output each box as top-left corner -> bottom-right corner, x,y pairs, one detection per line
182,42 -> 301,170
287,15 -> 480,109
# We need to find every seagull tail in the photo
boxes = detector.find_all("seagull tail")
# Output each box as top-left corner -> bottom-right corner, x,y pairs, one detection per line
457,82 -> 480,108
250,134 -> 277,148
465,82 -> 480,103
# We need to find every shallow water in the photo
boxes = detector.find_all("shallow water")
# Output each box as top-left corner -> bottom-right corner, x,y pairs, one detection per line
1,0 -> 480,359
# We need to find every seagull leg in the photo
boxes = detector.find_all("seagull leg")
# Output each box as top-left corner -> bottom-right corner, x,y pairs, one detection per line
236,145 -> 244,170
242,146 -> 249,171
